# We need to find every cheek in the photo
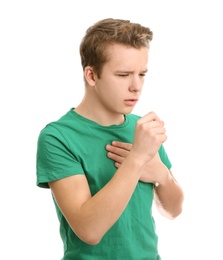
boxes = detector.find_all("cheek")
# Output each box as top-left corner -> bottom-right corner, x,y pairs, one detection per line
96,77 -> 128,100
102,81 -> 123,96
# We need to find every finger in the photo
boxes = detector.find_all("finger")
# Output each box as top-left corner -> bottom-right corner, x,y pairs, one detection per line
142,120 -> 165,129
149,125 -> 166,134
139,111 -> 161,124
114,162 -> 121,168
111,141 -> 132,151
107,151 -> 125,164
106,144 -> 130,157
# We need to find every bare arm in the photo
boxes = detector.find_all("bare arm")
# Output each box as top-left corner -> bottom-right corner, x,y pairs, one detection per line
153,168 -> 184,219
106,141 -> 184,219
49,112 -> 166,245
49,154 -> 142,245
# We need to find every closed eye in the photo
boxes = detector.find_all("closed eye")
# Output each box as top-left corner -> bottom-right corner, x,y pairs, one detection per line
117,73 -> 146,77
116,71 -> 147,77
118,74 -> 129,77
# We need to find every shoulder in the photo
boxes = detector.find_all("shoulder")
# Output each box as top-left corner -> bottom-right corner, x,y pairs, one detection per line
38,108 -> 76,135
37,109 -> 73,144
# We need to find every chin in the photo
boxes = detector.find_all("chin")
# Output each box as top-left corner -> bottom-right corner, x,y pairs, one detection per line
124,107 -> 135,115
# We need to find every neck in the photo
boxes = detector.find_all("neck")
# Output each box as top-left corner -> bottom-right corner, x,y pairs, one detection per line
74,103 -> 125,126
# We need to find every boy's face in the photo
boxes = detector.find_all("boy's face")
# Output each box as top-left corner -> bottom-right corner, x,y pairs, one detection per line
94,44 -> 149,116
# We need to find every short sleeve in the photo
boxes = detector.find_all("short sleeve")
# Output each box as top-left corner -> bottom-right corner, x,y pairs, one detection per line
36,125 -> 84,188
158,144 -> 172,170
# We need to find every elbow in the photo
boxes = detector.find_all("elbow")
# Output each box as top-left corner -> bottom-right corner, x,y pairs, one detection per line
82,236 -> 102,246
168,203 -> 184,220
169,192 -> 184,219
69,217 -> 108,245
159,202 -> 184,220
75,228 -> 104,245
170,207 -> 183,220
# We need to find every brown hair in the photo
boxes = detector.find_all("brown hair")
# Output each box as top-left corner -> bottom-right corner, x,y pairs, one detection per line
79,18 -> 153,78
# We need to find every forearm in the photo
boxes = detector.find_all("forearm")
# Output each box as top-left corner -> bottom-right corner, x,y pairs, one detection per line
154,170 -> 184,219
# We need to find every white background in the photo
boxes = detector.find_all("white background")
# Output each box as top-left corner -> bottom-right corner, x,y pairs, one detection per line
1,1 -> 222,259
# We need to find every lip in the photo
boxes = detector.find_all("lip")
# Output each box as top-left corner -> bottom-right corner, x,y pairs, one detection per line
124,99 -> 138,106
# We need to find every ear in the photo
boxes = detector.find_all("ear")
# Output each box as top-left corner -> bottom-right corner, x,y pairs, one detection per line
84,66 -> 97,86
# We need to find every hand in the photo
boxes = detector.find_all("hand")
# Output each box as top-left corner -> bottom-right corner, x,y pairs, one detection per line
106,141 -> 132,168
106,141 -> 168,184
132,111 -> 167,163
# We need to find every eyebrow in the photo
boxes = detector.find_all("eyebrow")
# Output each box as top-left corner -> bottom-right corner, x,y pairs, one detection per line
116,69 -> 148,74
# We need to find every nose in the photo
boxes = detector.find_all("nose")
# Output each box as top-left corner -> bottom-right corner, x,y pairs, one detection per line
129,76 -> 142,93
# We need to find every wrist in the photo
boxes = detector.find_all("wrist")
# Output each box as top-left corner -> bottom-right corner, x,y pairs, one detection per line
124,152 -> 145,174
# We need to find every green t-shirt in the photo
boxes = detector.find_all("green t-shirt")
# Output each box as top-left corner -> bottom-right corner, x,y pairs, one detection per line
36,108 -> 172,260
